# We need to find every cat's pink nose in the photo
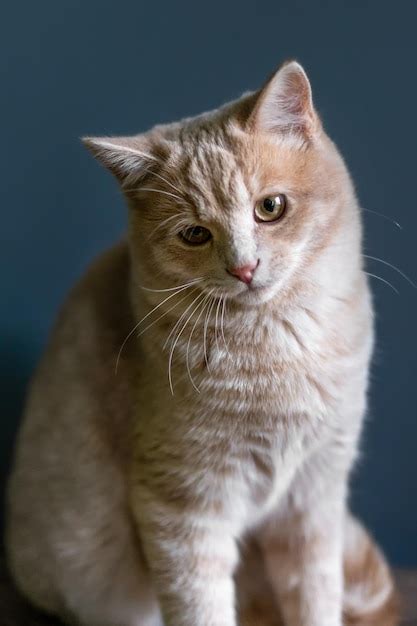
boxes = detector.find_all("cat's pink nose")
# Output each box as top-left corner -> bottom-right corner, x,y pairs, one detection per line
227,260 -> 259,284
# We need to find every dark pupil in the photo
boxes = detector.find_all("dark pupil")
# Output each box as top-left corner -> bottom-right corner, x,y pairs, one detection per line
263,198 -> 276,212
190,227 -> 203,239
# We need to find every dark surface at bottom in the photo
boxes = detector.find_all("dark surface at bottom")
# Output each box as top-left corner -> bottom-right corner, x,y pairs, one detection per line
1,560 -> 416,626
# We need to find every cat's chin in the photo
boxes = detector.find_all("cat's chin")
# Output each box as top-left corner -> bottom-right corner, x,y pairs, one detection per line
232,283 -> 278,307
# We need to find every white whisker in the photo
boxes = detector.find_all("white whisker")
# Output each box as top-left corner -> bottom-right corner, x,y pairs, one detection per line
140,277 -> 203,293
123,186 -> 184,203
221,296 -> 231,357
115,320 -> 142,375
186,290 -> 214,393
365,272 -> 399,294
203,294 -> 217,374
362,208 -> 402,230
148,170 -> 184,197
137,287 -> 199,338
364,255 -> 416,289
168,291 -> 207,395
139,187 -> 184,203
147,212 -> 186,240
115,283 -> 194,373
163,288 -> 204,350
214,290 -> 222,353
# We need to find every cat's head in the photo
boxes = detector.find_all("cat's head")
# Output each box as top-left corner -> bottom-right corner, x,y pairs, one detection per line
84,61 -> 356,307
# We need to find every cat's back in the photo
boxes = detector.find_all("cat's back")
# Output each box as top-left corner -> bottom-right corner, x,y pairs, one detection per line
7,240 -> 136,518
5,242 -> 149,616
10,240 -> 137,472
51,238 -> 134,375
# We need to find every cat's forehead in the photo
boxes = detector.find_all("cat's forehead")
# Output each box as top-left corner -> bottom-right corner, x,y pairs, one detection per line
171,131 -> 250,220
166,127 -> 312,220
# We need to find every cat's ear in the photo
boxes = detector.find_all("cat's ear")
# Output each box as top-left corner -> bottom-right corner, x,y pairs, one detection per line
82,135 -> 156,184
249,61 -> 320,138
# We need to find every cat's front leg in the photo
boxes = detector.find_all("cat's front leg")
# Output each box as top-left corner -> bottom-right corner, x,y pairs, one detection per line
260,503 -> 344,626
131,485 -> 239,626
258,454 -> 347,626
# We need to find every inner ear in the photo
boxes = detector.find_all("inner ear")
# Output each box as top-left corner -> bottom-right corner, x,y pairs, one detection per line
82,135 -> 157,185
248,60 -> 320,138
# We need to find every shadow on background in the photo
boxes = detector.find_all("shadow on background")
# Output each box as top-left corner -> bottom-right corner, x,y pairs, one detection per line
0,335 -> 37,537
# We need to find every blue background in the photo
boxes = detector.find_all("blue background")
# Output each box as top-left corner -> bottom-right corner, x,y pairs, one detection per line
1,1 -> 416,565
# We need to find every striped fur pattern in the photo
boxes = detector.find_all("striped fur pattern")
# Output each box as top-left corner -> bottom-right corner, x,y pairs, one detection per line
6,61 -> 398,626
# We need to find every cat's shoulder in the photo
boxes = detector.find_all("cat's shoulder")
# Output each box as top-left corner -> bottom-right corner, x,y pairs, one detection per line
48,240 -> 134,357
74,239 -> 131,306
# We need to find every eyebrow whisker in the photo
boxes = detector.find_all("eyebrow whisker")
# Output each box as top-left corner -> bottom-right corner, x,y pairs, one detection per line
148,170 -> 184,197
139,187 -> 184,203
147,213 -> 188,240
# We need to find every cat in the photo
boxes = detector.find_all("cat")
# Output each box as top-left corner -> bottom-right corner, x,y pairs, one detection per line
5,60 -> 398,626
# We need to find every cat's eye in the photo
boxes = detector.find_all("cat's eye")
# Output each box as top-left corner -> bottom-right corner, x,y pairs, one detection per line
255,194 -> 287,223
180,225 -> 212,246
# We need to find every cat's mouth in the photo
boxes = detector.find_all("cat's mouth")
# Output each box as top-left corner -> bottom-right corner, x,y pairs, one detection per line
236,285 -> 275,304
202,279 -> 277,306
223,281 -> 277,306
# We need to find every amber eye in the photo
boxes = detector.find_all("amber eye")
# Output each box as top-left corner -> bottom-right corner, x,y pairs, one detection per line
180,225 -> 212,245
255,194 -> 287,223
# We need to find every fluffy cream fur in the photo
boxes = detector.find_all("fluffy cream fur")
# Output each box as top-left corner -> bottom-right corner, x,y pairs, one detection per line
6,61 -> 398,626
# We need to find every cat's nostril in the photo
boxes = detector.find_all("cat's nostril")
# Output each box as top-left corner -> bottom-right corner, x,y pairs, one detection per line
227,259 -> 259,285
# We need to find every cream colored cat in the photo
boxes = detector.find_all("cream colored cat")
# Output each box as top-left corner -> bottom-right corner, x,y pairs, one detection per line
6,61 -> 398,626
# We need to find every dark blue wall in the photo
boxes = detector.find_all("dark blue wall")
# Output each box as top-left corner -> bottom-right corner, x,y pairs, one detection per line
1,1 -> 416,565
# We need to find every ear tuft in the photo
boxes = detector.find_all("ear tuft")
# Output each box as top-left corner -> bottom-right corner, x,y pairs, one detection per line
82,135 -> 156,183
250,60 -> 319,138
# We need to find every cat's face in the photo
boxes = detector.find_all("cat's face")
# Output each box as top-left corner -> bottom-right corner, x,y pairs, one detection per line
128,133 -> 347,307
85,61 -> 353,307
